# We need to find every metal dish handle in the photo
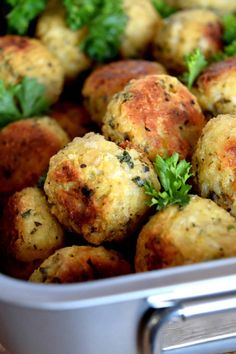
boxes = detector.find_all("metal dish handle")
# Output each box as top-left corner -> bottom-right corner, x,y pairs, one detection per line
139,292 -> 236,354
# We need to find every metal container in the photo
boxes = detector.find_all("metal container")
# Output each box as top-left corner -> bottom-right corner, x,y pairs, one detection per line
1,257 -> 236,354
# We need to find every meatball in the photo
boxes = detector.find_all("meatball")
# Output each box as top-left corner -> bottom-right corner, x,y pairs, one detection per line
192,114 -> 236,217
121,0 -> 162,58
29,245 -> 131,283
135,195 -> 236,272
152,9 -> 222,73
0,187 -> 64,279
50,101 -> 95,140
44,132 -> 160,245
36,0 -> 91,80
82,59 -> 166,126
0,35 -> 64,104
102,74 -> 206,162
193,56 -> 236,116
166,0 -> 236,13
0,117 -> 69,201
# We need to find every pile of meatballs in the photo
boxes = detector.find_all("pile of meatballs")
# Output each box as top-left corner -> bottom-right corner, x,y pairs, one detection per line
1,0 -> 236,284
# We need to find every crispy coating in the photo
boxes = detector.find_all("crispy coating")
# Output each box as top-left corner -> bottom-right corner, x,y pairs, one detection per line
36,0 -> 91,80
166,0 -> 236,13
135,195 -> 236,272
50,101 -> 94,140
192,114 -> 236,217
29,245 -> 131,283
152,9 -> 223,73
121,0 -> 162,58
44,132 -> 160,245
102,74 -> 206,161
0,187 -> 64,262
0,35 -> 64,104
82,59 -> 167,126
0,117 -> 69,200
193,56 -> 236,116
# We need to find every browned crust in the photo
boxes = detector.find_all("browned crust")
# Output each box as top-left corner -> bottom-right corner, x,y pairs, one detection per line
30,246 -> 132,283
196,56 -> 236,88
0,119 -> 66,197
119,75 -> 206,159
51,102 -> 94,139
82,60 -> 166,123
0,35 -> 32,52
136,231 -> 184,271
202,21 -> 223,53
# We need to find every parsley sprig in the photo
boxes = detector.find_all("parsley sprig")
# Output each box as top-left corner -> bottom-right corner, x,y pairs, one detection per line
65,0 -> 128,62
181,49 -> 208,89
211,14 -> 236,62
151,0 -> 176,18
181,14 -> 236,88
144,153 -> 192,211
223,14 -> 236,44
5,0 -> 47,35
63,0 -> 100,30
0,77 -> 49,128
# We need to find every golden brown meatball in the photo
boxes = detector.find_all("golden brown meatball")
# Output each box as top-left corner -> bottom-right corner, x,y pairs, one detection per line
103,74 -> 206,161
0,187 -> 64,279
50,101 -> 95,140
166,0 -> 236,13
29,245 -> 131,283
193,56 -> 236,116
121,0 -> 162,58
192,114 -> 236,217
135,195 -> 236,272
82,59 -> 167,126
44,132 -> 160,245
0,117 -> 69,201
152,9 -> 222,73
36,0 -> 91,80
0,35 -> 64,104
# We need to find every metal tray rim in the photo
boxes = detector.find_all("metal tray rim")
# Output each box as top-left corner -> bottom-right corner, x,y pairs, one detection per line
1,257 -> 236,310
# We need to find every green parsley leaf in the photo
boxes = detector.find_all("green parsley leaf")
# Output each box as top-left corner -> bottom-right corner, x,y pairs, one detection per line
181,48 -> 208,88
64,0 -> 128,62
211,14 -> 236,62
225,40 -> 236,55
0,77 -> 49,128
222,14 -> 236,45
144,153 -> 192,211
63,0 -> 100,30
5,0 -> 47,35
37,170 -> 48,189
151,0 -> 176,18
117,151 -> 134,169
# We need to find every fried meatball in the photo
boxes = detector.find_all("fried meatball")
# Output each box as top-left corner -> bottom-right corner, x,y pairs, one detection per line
103,74 -> 206,161
0,187 -> 64,279
192,114 -> 236,217
0,188 -> 64,279
121,0 -> 162,58
0,35 -> 64,104
0,117 -> 69,201
135,195 -> 236,272
29,245 -> 131,283
152,9 -> 222,73
36,0 -> 91,80
82,59 -> 167,126
50,101 -> 95,140
193,56 -> 236,116
44,132 -> 160,245
166,0 -> 236,13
